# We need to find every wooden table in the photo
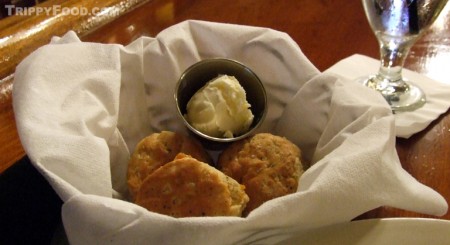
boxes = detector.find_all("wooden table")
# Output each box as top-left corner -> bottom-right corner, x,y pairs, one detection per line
1,0 -> 449,240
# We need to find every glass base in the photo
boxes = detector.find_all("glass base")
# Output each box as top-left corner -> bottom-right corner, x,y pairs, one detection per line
359,75 -> 426,113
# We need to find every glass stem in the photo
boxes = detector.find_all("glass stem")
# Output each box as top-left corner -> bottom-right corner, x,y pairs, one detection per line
375,38 -> 414,92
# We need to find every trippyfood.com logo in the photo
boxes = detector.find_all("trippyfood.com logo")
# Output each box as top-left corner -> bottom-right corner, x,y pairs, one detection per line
2,4 -> 121,17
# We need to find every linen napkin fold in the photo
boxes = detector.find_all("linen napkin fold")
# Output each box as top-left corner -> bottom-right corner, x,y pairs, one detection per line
13,20 -> 448,245
325,54 -> 450,138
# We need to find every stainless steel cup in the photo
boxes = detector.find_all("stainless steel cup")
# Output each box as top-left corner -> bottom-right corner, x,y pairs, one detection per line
174,58 -> 267,149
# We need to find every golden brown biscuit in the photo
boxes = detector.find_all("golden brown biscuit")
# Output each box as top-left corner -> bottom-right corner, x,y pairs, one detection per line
218,133 -> 303,215
127,131 -> 212,199
135,153 -> 249,217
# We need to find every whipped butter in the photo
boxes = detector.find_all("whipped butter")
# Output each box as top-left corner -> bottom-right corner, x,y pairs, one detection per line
185,75 -> 254,138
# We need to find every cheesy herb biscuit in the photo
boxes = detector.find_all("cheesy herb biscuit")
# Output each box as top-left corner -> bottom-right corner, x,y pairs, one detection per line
135,154 -> 249,217
218,133 -> 303,215
127,131 -> 212,200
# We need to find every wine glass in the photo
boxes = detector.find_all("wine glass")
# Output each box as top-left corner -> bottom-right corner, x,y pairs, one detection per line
360,0 -> 448,112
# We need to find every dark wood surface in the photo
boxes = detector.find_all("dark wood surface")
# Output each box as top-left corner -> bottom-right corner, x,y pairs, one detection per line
1,0 -> 449,227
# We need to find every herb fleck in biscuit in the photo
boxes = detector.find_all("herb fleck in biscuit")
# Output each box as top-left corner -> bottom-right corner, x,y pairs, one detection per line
218,133 -> 303,215
135,154 -> 249,217
127,131 -> 212,200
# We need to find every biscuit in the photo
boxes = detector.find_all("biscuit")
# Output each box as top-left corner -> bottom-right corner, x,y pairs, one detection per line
135,154 -> 249,217
127,131 -> 212,199
218,133 -> 303,215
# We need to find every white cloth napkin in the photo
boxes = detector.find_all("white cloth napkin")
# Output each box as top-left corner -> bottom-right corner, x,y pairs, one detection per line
13,20 -> 448,245
325,54 -> 450,138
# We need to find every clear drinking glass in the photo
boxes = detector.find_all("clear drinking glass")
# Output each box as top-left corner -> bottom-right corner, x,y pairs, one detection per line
360,0 -> 448,112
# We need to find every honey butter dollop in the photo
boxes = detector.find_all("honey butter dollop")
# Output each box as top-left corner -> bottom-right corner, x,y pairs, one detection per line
185,75 -> 254,138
